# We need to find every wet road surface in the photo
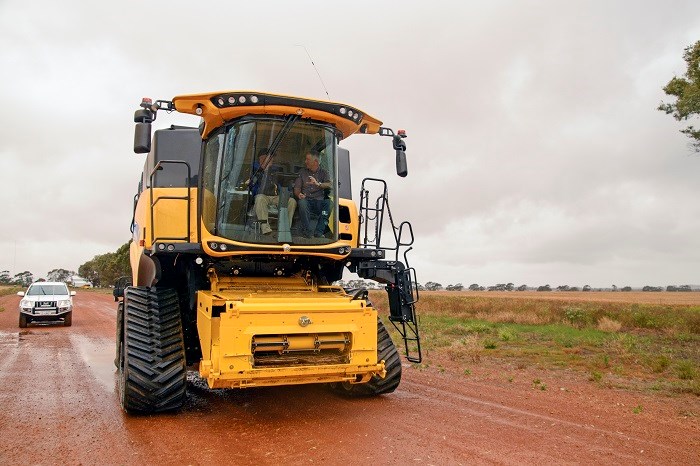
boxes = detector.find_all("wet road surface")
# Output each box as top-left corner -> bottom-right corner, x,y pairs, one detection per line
0,292 -> 697,465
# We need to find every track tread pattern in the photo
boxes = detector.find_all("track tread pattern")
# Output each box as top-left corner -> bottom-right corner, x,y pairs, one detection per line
332,319 -> 402,397
120,287 -> 186,413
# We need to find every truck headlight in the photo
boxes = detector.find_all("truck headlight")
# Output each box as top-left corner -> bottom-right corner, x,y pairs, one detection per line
58,300 -> 72,308
20,299 -> 32,309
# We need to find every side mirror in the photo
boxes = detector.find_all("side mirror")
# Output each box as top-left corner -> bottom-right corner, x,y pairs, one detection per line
70,291 -> 77,296
391,132 -> 408,177
134,122 -> 152,154
396,150 -> 408,177
17,291 -> 25,297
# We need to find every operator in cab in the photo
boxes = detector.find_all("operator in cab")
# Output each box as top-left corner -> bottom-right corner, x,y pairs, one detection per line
294,150 -> 331,238
250,149 -> 296,235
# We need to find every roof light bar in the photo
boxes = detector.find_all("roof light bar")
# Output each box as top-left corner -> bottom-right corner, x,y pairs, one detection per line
210,93 -> 363,124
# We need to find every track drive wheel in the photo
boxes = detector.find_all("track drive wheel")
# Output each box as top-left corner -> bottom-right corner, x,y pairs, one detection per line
19,313 -> 28,328
331,319 -> 402,396
118,286 -> 186,413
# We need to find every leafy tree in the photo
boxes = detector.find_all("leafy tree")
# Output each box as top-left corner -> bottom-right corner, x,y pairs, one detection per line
582,285 -> 592,292
13,271 -> 33,287
47,268 -> 75,283
658,41 -> 700,151
0,270 -> 11,285
78,241 -> 131,287
537,284 -> 551,292
621,286 -> 632,292
516,284 -> 527,291
424,281 -> 443,291
446,283 -> 464,291
468,283 -> 481,291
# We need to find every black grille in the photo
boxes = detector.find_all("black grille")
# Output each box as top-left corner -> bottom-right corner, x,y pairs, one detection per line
36,301 -> 56,308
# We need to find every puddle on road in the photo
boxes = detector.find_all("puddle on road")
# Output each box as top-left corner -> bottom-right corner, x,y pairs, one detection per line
0,330 -> 19,347
69,333 -> 116,393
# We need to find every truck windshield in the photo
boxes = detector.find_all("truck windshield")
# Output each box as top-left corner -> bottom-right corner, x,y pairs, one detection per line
202,117 -> 338,245
27,284 -> 69,296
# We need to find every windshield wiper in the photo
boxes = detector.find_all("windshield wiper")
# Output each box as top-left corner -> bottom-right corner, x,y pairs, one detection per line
247,114 -> 300,190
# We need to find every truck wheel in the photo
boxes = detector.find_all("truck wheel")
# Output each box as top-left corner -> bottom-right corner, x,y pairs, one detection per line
19,313 -> 28,328
331,319 -> 402,396
64,312 -> 72,327
118,286 -> 186,413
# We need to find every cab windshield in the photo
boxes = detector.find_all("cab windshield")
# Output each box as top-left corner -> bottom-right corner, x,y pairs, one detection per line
201,117 -> 338,245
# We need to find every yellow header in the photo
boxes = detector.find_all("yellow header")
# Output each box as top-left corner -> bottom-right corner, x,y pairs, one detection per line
172,90 -> 383,139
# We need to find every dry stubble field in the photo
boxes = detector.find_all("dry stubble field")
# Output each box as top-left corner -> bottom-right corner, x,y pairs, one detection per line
371,290 -> 700,398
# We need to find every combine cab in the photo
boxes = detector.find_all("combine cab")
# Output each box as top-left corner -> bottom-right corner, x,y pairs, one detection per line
116,91 -> 421,413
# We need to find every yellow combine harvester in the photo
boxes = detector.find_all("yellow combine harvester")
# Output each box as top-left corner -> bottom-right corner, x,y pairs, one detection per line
115,90 -> 421,413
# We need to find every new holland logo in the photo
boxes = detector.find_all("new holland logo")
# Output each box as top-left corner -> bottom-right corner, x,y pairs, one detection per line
298,316 -> 312,327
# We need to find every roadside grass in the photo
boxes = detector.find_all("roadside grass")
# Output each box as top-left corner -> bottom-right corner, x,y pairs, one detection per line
70,286 -> 112,295
0,286 -> 23,312
371,291 -> 700,396
0,286 -> 23,297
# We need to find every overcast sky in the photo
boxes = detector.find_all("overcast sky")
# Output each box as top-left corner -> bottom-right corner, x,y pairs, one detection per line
1,1 -> 699,288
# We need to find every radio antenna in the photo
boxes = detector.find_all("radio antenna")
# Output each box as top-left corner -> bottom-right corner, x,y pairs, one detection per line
296,45 -> 331,101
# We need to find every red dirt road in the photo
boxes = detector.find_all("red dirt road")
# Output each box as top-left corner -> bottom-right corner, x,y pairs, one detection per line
0,292 -> 697,465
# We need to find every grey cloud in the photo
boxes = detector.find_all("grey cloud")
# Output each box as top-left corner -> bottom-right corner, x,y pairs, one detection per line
1,0 -> 699,286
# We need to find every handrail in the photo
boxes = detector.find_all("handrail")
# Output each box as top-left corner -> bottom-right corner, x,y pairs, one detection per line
149,160 -> 192,245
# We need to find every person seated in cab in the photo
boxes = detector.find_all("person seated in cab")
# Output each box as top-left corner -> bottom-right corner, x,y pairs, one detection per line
249,149 -> 296,235
294,151 -> 331,238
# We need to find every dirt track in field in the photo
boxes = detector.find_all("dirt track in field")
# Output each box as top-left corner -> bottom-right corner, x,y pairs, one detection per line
0,292 -> 697,465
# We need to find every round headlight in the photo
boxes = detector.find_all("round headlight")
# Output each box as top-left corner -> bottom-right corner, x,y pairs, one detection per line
220,243 -> 228,251
228,96 -> 235,104
339,107 -> 346,115
250,95 -> 259,103
210,242 -> 218,249
218,98 -> 224,106
238,96 -> 247,104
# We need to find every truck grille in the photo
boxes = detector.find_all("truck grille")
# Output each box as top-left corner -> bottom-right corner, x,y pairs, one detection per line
35,301 -> 57,308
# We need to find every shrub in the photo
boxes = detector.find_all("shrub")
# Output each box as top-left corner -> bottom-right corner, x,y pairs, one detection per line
597,317 -> 622,332
677,361 -> 697,380
651,355 -> 670,373
483,339 -> 498,349
564,307 -> 593,328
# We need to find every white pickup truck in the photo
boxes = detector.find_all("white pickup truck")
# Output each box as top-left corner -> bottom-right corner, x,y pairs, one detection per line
17,282 -> 75,327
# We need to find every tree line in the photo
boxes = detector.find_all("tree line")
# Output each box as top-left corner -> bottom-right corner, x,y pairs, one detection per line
0,242 -> 131,288
335,279 -> 696,292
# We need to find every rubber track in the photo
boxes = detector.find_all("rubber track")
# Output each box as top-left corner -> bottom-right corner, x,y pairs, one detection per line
333,319 -> 402,396
121,287 -> 186,413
